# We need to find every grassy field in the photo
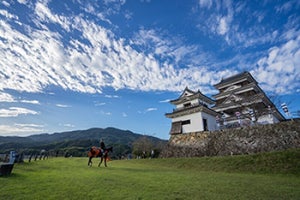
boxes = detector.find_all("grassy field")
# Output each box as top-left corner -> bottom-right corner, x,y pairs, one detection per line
1,149 -> 300,200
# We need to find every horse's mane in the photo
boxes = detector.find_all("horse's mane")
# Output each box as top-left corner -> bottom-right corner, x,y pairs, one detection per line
106,146 -> 113,152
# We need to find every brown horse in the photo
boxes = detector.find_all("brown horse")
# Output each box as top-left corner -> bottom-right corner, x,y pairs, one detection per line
87,146 -> 113,167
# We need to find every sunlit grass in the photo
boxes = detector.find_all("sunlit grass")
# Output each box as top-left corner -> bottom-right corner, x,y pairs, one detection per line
1,149 -> 299,200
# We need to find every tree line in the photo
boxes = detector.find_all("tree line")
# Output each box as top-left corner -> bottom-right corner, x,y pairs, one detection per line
1,137 -> 167,160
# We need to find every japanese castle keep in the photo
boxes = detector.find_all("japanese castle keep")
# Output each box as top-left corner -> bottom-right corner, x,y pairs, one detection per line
165,87 -> 219,135
165,71 -> 285,135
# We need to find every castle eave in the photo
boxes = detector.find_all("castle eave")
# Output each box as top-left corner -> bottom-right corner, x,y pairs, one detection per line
213,82 -> 258,100
165,105 -> 218,118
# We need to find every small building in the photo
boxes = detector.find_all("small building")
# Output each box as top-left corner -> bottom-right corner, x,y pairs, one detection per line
212,71 -> 285,127
165,87 -> 219,135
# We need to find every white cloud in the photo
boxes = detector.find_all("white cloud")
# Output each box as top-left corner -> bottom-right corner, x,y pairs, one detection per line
218,17 -> 229,35
132,28 -> 199,65
196,0 -> 234,38
62,123 -> 75,128
105,95 -> 120,98
34,1 -> 70,31
216,1 -> 233,38
0,9 -> 18,19
138,107 -> 158,115
20,100 -> 40,104
0,92 -> 40,104
159,99 -> 171,103
145,107 -> 157,112
14,123 -> 43,128
198,0 -> 213,9
195,0 -> 290,48
0,124 -> 44,136
0,0 -> 298,98
0,2 -> 220,95
252,32 -> 300,94
0,92 -> 15,102
17,0 -> 27,5
56,104 -> 71,108
100,110 -> 112,115
94,102 -> 106,106
0,107 -> 39,117
275,0 -> 299,13
1,1 -> 10,7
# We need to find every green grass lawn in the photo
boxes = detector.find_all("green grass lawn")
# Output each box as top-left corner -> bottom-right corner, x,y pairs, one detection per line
1,149 -> 300,200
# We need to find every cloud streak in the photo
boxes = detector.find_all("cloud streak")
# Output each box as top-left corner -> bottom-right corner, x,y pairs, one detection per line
0,123 -> 44,136
56,104 -> 71,108
0,92 -> 15,102
0,107 -> 39,117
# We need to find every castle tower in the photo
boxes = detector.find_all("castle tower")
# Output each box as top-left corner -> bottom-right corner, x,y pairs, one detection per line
165,87 -> 219,135
212,71 -> 285,127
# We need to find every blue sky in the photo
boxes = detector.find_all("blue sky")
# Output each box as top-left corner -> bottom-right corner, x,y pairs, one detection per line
0,0 -> 299,139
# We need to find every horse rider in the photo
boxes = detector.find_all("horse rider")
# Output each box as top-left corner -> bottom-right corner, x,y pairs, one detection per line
99,139 -> 106,154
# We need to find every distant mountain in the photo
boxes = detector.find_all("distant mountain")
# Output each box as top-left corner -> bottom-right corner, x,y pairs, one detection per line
0,127 -> 167,158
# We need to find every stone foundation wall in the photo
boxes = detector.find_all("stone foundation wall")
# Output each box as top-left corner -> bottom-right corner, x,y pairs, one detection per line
160,121 -> 300,158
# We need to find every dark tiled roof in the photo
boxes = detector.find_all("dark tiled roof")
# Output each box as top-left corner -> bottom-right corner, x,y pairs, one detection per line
214,71 -> 256,88
170,87 -> 214,105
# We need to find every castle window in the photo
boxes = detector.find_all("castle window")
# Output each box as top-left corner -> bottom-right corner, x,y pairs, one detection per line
170,121 -> 182,135
183,102 -> 191,108
203,118 -> 208,131
182,120 -> 191,125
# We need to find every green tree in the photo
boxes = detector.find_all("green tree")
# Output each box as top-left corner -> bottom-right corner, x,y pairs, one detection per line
132,136 -> 153,158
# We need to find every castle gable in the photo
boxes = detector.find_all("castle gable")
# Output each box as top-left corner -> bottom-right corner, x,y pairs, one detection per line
170,87 -> 215,106
179,87 -> 196,98
222,93 -> 243,104
223,85 -> 241,93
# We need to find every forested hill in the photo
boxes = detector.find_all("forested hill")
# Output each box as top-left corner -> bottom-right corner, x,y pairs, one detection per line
0,127 -> 167,158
